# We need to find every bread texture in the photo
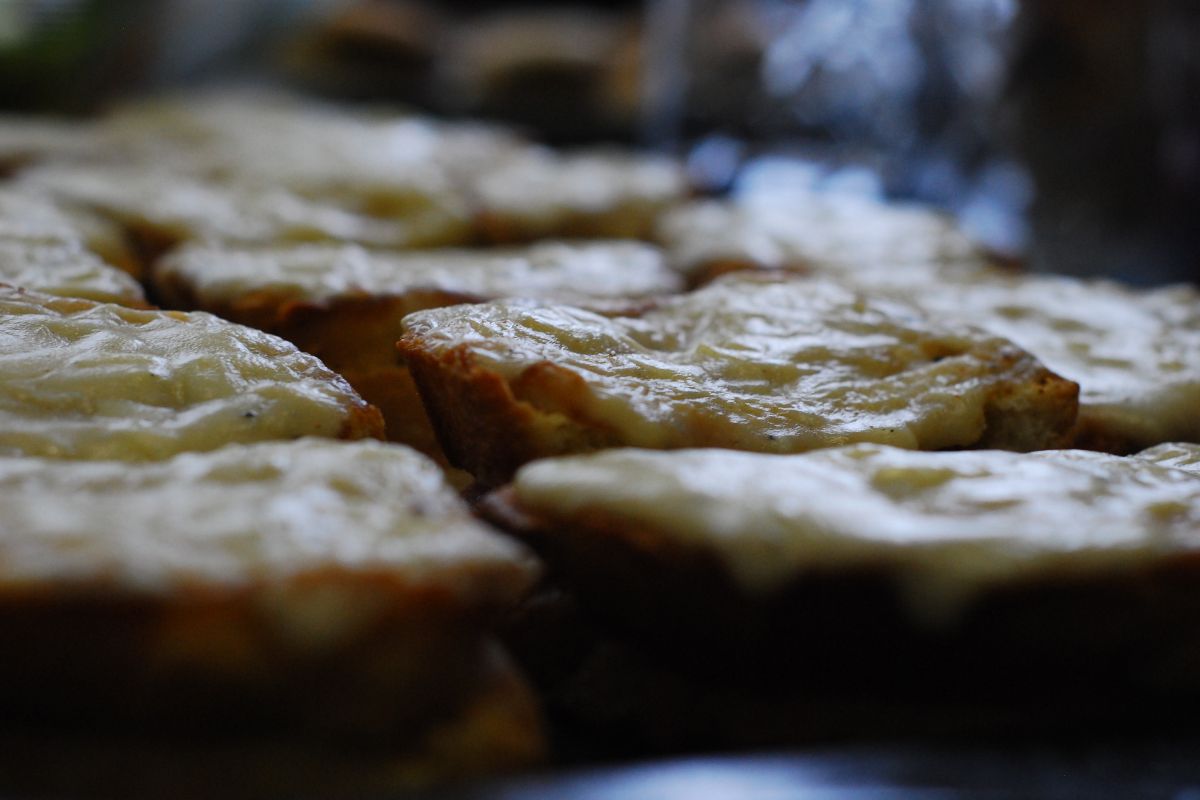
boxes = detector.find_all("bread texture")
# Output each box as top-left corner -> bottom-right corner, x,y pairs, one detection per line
0,438 -> 543,792
400,273 -> 1078,485
0,286 -> 382,460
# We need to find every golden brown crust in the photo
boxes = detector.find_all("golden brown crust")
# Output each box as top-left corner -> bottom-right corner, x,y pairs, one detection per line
400,342 -> 624,486
975,352 -> 1080,451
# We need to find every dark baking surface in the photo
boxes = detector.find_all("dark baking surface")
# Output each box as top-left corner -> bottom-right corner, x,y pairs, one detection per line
424,743 -> 1200,799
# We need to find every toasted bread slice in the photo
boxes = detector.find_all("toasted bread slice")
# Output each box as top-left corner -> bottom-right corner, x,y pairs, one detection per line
154,240 -> 680,466
0,286 -> 382,460
400,273 -> 1078,485
0,438 -> 542,792
482,444 -> 1200,743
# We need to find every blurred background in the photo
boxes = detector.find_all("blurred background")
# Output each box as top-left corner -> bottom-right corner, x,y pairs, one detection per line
0,0 -> 1196,283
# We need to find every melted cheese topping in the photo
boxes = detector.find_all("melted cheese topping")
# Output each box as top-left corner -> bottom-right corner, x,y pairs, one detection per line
473,149 -> 687,233
0,187 -> 133,269
0,243 -> 145,305
402,273 -> 1060,452
0,439 -> 535,600
656,193 -> 989,279
853,273 -> 1200,449
514,445 -> 1200,622
22,164 -> 470,249
158,240 -> 681,306
0,287 -> 375,460
102,91 -> 525,189
1136,443 -> 1200,477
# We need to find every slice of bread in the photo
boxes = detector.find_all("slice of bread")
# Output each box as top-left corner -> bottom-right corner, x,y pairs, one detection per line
0,438 -> 543,793
400,273 -> 1078,485
154,240 -> 680,467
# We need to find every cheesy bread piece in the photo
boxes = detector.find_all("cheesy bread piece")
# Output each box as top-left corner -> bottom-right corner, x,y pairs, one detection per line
0,286 -> 382,460
849,273 -> 1200,453
1136,442 -> 1200,476
154,240 -> 680,464
20,163 -> 472,257
655,192 -> 995,285
483,444 -> 1200,744
0,438 -> 543,790
400,273 -> 1078,484
472,148 -> 688,243
0,242 -> 147,306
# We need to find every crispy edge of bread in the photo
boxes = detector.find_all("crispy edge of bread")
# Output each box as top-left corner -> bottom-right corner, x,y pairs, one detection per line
399,340 -> 624,487
399,330 -> 1080,488
151,275 -> 480,463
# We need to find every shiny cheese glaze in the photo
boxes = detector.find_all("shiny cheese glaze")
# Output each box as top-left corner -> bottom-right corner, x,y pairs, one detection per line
158,240 -> 682,305
853,273 -> 1200,449
402,273 -> 1059,452
0,243 -> 145,305
0,439 -> 535,600
0,287 -> 374,460
656,193 -> 989,279
1137,443 -> 1200,476
514,444 -> 1200,622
